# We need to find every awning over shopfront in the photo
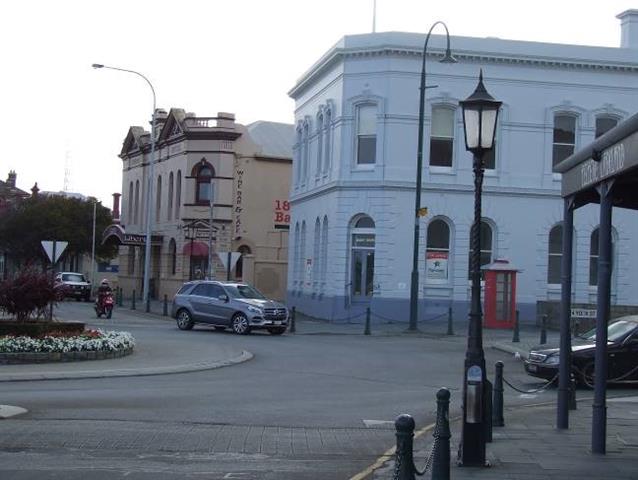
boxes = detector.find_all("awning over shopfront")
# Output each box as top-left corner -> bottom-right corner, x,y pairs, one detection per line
102,224 -> 163,246
182,241 -> 209,257
554,110 -> 638,453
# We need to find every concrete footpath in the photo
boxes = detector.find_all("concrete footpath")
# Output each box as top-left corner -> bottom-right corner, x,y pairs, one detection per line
371,395 -> 638,479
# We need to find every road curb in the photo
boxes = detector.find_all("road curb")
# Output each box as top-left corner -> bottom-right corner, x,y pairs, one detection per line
0,349 -> 254,383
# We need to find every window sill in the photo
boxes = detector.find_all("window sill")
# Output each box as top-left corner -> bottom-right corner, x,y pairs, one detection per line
353,164 -> 375,171
429,166 -> 455,175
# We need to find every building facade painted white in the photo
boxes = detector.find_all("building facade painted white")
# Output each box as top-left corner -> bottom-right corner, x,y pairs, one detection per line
287,10 -> 638,325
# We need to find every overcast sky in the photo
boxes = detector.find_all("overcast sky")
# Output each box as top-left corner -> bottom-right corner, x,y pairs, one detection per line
1,0 -> 636,207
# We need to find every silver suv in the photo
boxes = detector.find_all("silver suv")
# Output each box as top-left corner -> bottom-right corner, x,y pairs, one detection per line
171,281 -> 288,335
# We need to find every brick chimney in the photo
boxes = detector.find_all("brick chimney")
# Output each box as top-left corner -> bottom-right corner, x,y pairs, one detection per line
618,10 -> 638,48
6,170 -> 16,188
112,192 -> 121,224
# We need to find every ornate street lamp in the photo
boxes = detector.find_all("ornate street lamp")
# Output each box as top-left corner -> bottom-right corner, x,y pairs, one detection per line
408,22 -> 457,332
458,70 -> 501,466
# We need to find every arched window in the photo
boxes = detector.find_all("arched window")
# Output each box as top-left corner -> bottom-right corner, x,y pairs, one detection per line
356,105 -> 377,165
595,116 -> 618,138
589,227 -> 615,286
300,221 -> 307,286
429,106 -> 455,167
553,114 -> 576,167
169,238 -> 177,275
175,170 -> 182,219
547,224 -> 563,285
426,219 -> 451,282
194,161 -> 214,204
313,217 -> 321,290
155,175 -> 162,222
302,122 -> 310,181
134,180 -> 140,225
321,216 -> 328,288
294,127 -> 302,184
127,181 -> 133,224
167,172 -> 174,221
351,215 -> 375,298
316,114 -> 323,177
323,109 -> 332,174
294,222 -> 301,284
468,221 -> 493,279
235,245 -> 252,279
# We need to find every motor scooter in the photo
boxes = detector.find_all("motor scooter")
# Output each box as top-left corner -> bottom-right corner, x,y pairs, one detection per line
95,292 -> 114,319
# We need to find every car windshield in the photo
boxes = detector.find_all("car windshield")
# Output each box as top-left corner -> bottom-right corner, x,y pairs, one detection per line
62,274 -> 86,282
580,319 -> 638,342
225,284 -> 266,300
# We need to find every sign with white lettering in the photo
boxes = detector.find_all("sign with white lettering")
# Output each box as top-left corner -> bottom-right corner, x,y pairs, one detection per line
570,308 -> 597,319
562,129 -> 638,196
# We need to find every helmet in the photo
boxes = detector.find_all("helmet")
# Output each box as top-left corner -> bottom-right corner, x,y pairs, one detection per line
101,279 -> 109,285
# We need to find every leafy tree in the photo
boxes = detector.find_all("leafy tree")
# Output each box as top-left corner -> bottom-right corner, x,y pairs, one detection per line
0,195 -> 116,265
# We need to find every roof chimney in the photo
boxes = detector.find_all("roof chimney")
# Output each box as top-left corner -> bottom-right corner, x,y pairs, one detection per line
6,170 -> 16,188
617,10 -> 638,48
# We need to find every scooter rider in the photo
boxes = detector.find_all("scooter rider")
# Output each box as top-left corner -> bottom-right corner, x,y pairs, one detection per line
97,279 -> 112,306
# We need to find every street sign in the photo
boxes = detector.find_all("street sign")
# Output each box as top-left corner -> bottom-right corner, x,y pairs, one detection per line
41,240 -> 68,263
218,252 -> 241,272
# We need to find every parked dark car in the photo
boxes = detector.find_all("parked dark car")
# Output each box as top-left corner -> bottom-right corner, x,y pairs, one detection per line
524,316 -> 638,387
171,280 -> 288,335
55,272 -> 91,301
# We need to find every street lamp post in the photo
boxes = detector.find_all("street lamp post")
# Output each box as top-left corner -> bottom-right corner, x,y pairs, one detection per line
92,64 -> 156,310
408,22 -> 457,331
458,70 -> 501,466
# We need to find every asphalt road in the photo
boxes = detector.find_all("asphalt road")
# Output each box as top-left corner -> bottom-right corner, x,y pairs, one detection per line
0,302 -> 594,479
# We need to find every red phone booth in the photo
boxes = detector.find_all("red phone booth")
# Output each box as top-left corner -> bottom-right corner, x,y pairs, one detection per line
482,259 -> 519,329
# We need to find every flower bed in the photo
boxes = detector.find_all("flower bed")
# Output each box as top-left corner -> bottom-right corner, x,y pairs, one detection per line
0,330 -> 135,364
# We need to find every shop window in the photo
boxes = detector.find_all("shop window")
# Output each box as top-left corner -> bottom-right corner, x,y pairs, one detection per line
426,219 -> 451,282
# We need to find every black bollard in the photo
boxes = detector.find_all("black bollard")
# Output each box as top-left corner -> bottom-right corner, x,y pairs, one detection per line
163,294 -> 168,316
393,414 -> 416,480
364,307 -> 371,335
512,310 -> 520,343
484,379 -> 493,443
290,306 -> 296,333
118,288 -> 123,307
493,361 -> 505,427
569,373 -> 577,411
131,289 -> 136,310
573,320 -> 580,338
145,296 -> 150,313
540,314 -> 548,345
431,388 -> 451,480
446,307 -> 454,336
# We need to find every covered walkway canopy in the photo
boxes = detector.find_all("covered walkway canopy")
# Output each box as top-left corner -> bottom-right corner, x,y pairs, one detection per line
554,111 -> 638,454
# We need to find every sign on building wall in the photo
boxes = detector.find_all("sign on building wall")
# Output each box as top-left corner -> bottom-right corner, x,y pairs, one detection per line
234,167 -> 244,237
426,251 -> 448,281
274,199 -> 290,229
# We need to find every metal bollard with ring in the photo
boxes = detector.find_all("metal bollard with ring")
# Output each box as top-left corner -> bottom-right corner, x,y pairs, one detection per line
512,310 -> 520,343
364,307 -> 371,335
131,289 -> 136,310
493,361 -> 505,427
431,388 -> 451,480
163,294 -> 168,316
393,414 -> 416,480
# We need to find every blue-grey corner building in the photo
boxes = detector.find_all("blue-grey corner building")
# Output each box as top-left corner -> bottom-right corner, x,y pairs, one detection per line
287,10 -> 638,325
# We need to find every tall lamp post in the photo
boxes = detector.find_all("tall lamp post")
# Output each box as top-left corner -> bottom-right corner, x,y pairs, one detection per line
458,70 -> 501,466
408,22 -> 457,331
92,64 -> 156,310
